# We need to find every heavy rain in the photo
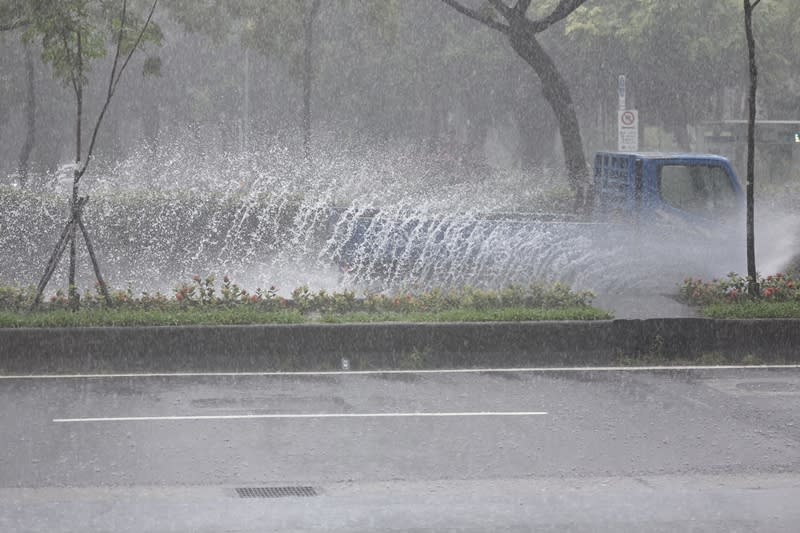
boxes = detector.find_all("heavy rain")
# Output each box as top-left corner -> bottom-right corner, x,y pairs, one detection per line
1,1 -> 799,531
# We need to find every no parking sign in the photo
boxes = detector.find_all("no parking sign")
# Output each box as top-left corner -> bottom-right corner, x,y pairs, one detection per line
618,109 -> 639,151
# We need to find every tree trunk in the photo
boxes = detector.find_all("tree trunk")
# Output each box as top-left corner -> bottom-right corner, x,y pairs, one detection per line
507,26 -> 591,212
744,0 -> 759,295
242,47 -> 249,153
302,0 -> 321,168
144,98 -> 160,178
17,43 -> 36,188
69,31 -> 83,309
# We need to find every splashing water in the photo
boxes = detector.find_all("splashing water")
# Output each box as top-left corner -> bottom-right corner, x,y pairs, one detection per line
0,134 -> 758,297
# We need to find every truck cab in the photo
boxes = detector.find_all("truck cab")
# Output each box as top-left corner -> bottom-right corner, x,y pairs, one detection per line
593,152 -> 745,224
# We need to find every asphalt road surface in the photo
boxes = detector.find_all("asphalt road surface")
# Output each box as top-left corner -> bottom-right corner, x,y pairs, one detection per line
1,365 -> 799,532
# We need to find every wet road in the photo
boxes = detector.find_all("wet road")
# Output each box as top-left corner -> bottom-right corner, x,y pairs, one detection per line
1,366 -> 799,531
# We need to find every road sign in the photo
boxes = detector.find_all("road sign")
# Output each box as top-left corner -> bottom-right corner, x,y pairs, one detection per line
618,75 -> 626,110
618,109 -> 639,151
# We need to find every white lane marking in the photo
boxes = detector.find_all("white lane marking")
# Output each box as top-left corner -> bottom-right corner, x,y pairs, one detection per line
4,365 -> 799,380
53,411 -> 548,423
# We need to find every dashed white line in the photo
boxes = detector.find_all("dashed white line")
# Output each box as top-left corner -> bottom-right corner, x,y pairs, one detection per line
53,411 -> 549,423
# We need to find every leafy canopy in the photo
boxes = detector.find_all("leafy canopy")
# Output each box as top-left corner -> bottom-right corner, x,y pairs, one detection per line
0,0 -> 163,88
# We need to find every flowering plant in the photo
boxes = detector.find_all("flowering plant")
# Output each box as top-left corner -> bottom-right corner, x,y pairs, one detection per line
2,275 -> 596,314
679,272 -> 799,306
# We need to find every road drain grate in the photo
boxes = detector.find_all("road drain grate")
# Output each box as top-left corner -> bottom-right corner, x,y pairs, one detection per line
235,486 -> 318,498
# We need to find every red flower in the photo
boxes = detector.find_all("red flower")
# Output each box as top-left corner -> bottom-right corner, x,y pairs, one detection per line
175,292 -> 183,301
250,295 -> 258,302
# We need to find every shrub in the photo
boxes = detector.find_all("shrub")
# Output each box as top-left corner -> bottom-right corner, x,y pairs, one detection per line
11,275 -> 596,315
0,285 -> 36,312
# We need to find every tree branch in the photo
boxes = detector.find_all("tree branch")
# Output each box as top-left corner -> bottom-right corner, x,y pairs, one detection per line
111,0 -> 158,94
486,0 -> 513,19
0,19 -> 28,31
106,0 -> 127,100
528,0 -> 588,33
514,0 -> 532,15
309,0 -> 322,20
77,0 -> 159,182
60,30 -> 80,100
440,0 -> 509,33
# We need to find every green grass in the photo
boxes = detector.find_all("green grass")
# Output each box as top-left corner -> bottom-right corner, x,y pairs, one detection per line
0,305 -> 610,328
0,308 -> 305,328
702,301 -> 800,319
320,307 -> 610,323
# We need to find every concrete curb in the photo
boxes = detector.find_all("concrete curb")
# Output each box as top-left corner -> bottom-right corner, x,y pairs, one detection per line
1,319 -> 799,374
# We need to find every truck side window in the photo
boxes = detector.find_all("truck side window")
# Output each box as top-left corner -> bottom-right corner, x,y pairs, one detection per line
658,164 -> 737,215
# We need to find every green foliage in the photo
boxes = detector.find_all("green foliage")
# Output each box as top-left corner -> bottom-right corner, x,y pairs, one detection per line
142,54 -> 161,76
0,305 -> 607,328
567,1 -> 742,131
0,307 -> 304,327
0,285 -> 36,311
320,307 -> 610,323
563,0 -> 800,144
5,0 -> 162,89
0,276 -> 608,325
172,278 -> 598,315
161,0 -> 234,42
164,0 -> 399,78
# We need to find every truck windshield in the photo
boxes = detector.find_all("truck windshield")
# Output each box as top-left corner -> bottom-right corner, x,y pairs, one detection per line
658,164 -> 738,216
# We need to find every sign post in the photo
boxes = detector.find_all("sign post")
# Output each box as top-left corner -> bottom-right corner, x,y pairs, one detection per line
618,109 -> 639,151
618,74 -> 626,111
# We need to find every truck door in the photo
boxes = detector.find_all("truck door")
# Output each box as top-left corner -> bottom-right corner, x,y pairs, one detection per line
657,164 -> 740,220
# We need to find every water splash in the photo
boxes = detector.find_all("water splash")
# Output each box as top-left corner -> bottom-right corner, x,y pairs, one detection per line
0,134 -> 755,296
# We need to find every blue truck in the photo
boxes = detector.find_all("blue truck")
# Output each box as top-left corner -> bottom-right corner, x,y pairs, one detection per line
592,151 -> 744,224
326,152 -> 746,288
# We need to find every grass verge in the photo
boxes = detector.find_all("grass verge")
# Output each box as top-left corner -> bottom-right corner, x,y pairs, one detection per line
320,307 -> 610,323
0,305 -> 610,328
0,308 -> 305,328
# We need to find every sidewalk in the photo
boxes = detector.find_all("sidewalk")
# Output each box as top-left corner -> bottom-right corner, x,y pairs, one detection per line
595,290 -> 696,319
